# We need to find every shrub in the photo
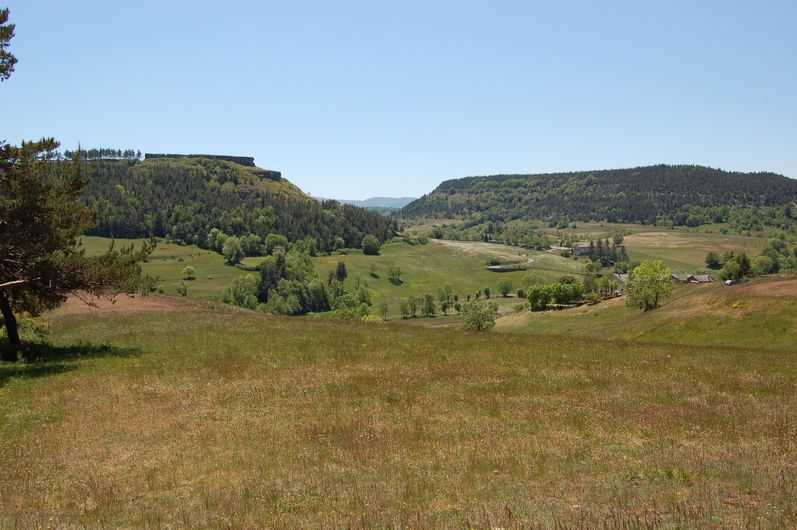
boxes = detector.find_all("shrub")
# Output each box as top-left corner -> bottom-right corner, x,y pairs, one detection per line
176,281 -> 188,296
182,265 -> 196,280
388,264 -> 402,285
584,291 -> 602,305
752,255 -> 775,276
263,291 -> 301,315
222,274 -> 259,310
265,233 -> 289,255
361,235 -> 381,255
521,274 -> 545,288
222,236 -> 244,265
497,278 -> 513,297
460,299 -> 498,331
705,251 -> 722,269
527,284 -> 552,311
332,293 -> 370,320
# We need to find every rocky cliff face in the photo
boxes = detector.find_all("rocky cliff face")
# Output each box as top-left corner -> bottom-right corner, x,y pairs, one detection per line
144,153 -> 281,180
251,169 -> 282,181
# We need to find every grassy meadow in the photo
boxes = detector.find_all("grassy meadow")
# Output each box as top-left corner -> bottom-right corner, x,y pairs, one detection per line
1,306 -> 796,528
81,236 -> 262,300
623,231 -> 768,273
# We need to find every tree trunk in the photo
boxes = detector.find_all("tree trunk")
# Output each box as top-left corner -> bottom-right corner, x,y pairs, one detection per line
0,292 -> 20,359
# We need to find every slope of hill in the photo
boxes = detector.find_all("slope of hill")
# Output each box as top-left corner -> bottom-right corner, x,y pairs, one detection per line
497,276 -> 797,351
2,304 -> 794,527
70,156 -> 394,252
401,164 -> 797,225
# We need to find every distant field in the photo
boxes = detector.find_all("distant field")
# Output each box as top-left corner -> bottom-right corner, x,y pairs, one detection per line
313,239 -> 582,318
401,220 -> 773,272
624,230 -> 767,272
1,305 -> 795,527
537,223 -> 771,272
81,236 -> 256,300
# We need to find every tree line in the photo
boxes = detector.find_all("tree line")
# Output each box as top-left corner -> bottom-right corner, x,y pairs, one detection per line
62,148 -> 141,161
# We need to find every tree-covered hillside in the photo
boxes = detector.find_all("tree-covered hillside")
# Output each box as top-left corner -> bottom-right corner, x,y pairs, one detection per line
401,165 -> 797,227
61,156 -> 394,253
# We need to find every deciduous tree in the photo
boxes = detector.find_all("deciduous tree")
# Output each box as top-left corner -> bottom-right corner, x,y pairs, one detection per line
460,299 -> 498,331
626,260 -> 673,311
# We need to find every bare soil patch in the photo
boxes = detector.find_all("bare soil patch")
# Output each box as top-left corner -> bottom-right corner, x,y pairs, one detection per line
48,294 -> 209,318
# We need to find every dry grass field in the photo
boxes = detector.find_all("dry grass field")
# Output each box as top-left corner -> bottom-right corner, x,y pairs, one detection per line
1,303 -> 795,528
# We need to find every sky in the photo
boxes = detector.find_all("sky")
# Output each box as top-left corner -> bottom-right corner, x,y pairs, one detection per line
3,1 -> 796,199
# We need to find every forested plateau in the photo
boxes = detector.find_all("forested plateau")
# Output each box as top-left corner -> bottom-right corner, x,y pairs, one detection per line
401,164 -> 797,229
54,155 -> 395,253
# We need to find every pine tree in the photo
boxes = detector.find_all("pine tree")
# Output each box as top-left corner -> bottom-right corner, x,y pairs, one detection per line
0,8 -> 16,81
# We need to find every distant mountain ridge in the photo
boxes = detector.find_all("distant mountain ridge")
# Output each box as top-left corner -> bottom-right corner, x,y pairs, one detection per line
400,164 -> 797,225
316,197 -> 417,209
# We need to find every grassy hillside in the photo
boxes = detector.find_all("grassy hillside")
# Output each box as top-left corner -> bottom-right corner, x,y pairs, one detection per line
401,164 -> 797,227
497,276 -> 797,351
312,239 -> 582,318
81,236 -> 257,300
623,230 -> 768,272
1,306 -> 795,527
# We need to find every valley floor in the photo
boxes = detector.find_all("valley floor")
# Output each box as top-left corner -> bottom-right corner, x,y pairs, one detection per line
1,304 -> 795,528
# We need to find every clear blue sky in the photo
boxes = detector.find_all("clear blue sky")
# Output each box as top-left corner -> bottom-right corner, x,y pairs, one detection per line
3,1 -> 796,199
